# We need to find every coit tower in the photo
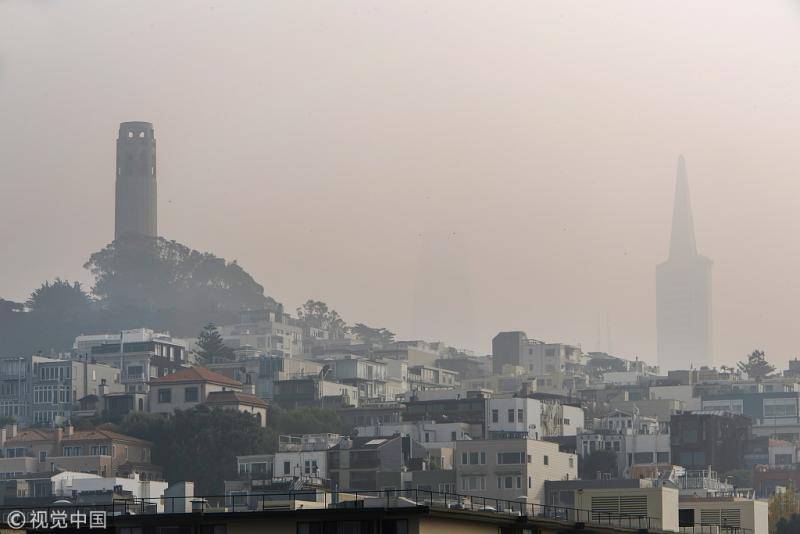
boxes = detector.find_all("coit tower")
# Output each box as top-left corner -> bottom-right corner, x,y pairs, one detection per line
115,121 -> 157,239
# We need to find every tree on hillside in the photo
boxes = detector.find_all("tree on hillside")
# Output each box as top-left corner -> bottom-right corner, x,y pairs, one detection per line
349,323 -> 395,346
119,407 -> 271,495
270,406 -> 344,437
26,279 -> 92,316
83,235 -> 273,335
296,300 -> 347,339
737,350 -> 775,382
197,323 -> 235,363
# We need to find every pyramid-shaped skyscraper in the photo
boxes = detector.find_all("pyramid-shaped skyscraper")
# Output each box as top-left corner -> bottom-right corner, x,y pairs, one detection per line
656,156 -> 713,370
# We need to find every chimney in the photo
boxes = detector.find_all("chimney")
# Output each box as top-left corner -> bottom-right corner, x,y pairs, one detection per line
55,427 -> 63,443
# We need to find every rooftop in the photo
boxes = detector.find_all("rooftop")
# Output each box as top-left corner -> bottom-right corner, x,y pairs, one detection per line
149,366 -> 241,388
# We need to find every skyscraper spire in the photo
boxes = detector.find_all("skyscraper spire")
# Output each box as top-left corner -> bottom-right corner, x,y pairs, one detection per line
668,155 -> 697,260
657,154 -> 713,370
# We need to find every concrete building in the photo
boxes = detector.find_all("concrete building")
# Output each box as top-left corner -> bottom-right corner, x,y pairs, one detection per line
545,479 -> 679,532
578,409 -> 671,478
454,438 -> 577,503
274,434 -> 342,484
486,396 -> 584,440
148,366 -> 242,415
355,420 -> 475,450
84,329 -> 189,395
327,435 -> 428,491
115,121 -> 157,239
220,308 -> 303,359
702,390 -> 800,442
273,377 -> 359,410
679,496 -> 768,534
656,155 -> 713,370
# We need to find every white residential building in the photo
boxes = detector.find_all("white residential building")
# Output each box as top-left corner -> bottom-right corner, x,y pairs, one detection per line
487,396 -> 584,439
273,434 -> 342,483
454,438 -> 577,503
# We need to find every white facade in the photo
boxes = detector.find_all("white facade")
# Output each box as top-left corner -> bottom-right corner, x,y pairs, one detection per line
454,438 -> 577,503
355,420 -> 474,448
71,474 -> 169,511
487,397 -> 584,439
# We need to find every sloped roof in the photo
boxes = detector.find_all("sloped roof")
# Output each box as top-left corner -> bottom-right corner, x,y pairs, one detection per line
149,366 -> 241,387
205,390 -> 268,408
63,429 -> 152,446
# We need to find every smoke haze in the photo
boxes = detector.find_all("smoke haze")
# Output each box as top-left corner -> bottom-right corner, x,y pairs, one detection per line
2,1 -> 800,366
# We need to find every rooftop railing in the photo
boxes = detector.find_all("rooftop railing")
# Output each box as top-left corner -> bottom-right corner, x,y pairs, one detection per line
0,488 -> 754,534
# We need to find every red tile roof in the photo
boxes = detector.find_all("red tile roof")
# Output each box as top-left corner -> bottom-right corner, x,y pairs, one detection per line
205,390 -> 268,408
149,366 -> 242,388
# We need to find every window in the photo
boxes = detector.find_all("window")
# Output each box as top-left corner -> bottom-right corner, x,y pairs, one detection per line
517,409 -> 524,422
184,387 -> 199,402
492,409 -> 499,423
39,451 -> 46,463
284,461 -> 291,475
90,445 -> 109,456
656,452 -> 670,463
504,476 -> 513,489
527,454 -> 531,463
451,431 -> 457,441
775,454 -> 794,465
569,457 -> 574,468
508,409 -> 515,423
158,389 -> 172,403
62,446 -> 82,457
543,455 -> 549,465
497,452 -> 525,464
461,452 -> 468,465
528,476 -> 532,488
633,452 -> 654,464
516,476 -> 521,489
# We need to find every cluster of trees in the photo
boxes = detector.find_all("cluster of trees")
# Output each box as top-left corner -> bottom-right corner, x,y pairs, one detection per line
99,405 -> 345,495
0,235 -> 273,357
737,349 -> 776,382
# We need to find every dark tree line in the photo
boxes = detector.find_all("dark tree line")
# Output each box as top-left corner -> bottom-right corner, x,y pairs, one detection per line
0,236 -> 272,357
109,405 -> 343,494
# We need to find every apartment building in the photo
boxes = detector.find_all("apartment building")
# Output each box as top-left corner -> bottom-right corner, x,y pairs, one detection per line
31,358 -> 120,426
454,438 -> 577,503
407,366 -> 460,391
320,357 -> 388,401
219,308 -> 303,359
486,396 -> 584,439
355,420 -> 476,449
86,329 -> 188,395
578,409 -> 671,478
327,435 -> 427,491
274,434 -> 342,483
702,391 -> 800,442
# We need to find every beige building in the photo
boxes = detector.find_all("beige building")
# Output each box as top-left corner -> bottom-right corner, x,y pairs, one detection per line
679,496 -> 768,534
0,425 -> 160,480
148,366 -> 242,414
454,438 -> 576,503
546,479 -> 678,532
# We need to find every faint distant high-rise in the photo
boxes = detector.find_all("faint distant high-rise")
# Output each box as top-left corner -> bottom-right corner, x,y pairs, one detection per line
656,155 -> 712,370
115,121 -> 157,239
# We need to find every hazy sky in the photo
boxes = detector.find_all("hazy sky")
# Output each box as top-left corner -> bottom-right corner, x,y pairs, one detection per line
2,1 -> 800,368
